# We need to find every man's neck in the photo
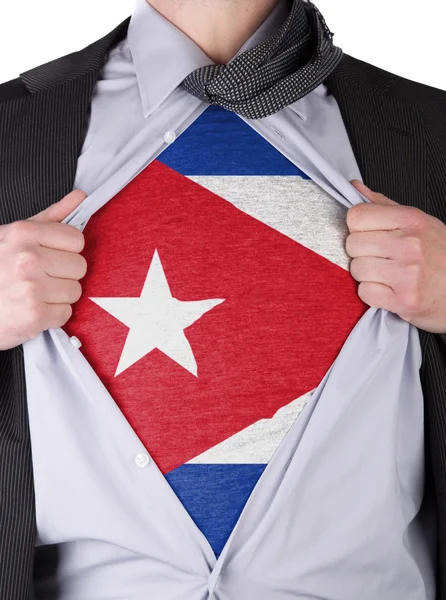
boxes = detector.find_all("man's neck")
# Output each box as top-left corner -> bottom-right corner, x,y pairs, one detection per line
146,0 -> 282,63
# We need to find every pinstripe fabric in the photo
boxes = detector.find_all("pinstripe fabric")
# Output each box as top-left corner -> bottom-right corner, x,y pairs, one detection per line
0,346 -> 34,598
0,16 -> 445,599
0,20 -> 130,600
327,60 -> 446,597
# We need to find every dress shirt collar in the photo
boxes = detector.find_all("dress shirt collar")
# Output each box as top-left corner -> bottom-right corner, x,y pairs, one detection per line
127,0 -> 305,119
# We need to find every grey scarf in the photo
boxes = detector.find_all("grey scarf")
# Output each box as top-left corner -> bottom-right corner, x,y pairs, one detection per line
181,0 -> 343,119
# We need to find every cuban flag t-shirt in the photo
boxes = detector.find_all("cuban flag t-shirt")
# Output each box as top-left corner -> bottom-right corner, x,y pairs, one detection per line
63,105 -> 368,558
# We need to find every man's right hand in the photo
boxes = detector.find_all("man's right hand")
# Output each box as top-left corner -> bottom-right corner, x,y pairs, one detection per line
0,189 -> 88,350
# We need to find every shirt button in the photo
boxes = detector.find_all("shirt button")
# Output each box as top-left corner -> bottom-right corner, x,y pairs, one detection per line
135,453 -> 150,468
163,130 -> 176,144
70,336 -> 82,349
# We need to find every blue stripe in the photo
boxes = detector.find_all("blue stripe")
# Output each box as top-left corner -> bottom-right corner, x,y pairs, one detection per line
158,106 -> 309,177
166,463 -> 266,557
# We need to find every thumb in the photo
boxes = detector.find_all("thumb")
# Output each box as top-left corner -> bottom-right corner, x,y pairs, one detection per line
350,179 -> 399,206
29,189 -> 88,223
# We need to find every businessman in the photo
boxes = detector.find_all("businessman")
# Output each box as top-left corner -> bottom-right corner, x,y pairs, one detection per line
0,0 -> 446,598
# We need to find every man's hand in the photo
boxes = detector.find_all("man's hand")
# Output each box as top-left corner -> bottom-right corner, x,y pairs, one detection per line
0,190 -> 88,350
347,179 -> 446,333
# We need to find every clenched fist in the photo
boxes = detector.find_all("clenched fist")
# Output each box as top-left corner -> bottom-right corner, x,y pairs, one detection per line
0,189 -> 88,350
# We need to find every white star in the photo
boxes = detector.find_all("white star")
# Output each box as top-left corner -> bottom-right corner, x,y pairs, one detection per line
89,250 -> 225,377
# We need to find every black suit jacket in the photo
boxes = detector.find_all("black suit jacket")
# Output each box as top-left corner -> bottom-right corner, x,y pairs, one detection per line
0,16 -> 446,599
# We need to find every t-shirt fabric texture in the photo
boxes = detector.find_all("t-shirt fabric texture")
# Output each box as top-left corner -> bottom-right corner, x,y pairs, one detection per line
64,105 -> 368,556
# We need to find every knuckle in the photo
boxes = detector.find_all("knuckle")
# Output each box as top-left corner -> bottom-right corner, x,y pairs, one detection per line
59,281 -> 82,304
14,250 -> 40,277
401,288 -> 423,313
77,255 -> 88,278
65,304 -> 73,320
350,257 -> 369,281
71,281 -> 82,303
7,220 -> 36,241
351,203 -> 366,217
59,224 -> 85,252
25,300 -> 45,326
345,233 -> 356,257
59,304 -> 73,325
407,207 -> 429,232
403,235 -> 426,262
407,262 -> 424,285
73,229 -> 85,252
347,204 -> 366,227
20,279 -> 40,300
39,303 -> 72,330
349,257 -> 360,279
357,282 -> 372,304
400,264 -> 425,309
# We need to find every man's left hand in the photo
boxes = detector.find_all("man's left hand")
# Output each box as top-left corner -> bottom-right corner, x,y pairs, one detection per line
346,179 -> 446,333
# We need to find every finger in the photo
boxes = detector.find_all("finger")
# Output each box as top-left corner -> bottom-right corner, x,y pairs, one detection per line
4,220 -> 84,252
368,194 -> 400,206
41,276 -> 83,305
41,303 -> 74,331
357,281 -> 401,313
30,189 -> 88,223
40,246 -> 87,280
346,230 -> 405,259
350,180 -> 399,205
5,220 -> 85,253
346,203 -> 422,233
36,222 -> 85,253
350,256 -> 399,288
27,303 -> 74,339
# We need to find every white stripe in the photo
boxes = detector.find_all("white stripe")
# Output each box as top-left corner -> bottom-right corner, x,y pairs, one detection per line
188,175 -> 351,271
187,389 -> 315,464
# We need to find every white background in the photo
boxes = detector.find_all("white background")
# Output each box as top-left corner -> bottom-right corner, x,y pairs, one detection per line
0,0 -> 445,90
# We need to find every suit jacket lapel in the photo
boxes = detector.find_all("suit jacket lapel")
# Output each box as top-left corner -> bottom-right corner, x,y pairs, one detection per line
0,18 -> 130,226
326,54 -> 429,214
20,18 -> 130,94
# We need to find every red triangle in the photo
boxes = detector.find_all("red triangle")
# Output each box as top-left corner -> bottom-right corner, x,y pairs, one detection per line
64,160 -> 367,473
